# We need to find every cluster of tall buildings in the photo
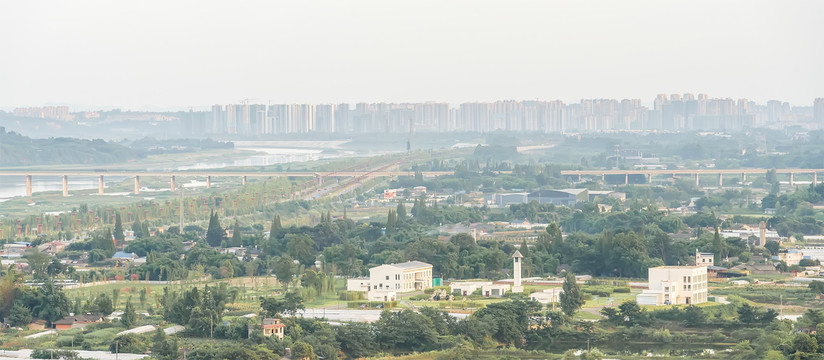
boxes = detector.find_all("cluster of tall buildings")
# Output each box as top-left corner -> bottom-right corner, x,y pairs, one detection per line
13,106 -> 71,120
9,96 -> 824,136
200,95 -> 824,135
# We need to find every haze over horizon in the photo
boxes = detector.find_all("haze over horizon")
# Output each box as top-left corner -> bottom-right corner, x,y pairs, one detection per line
1,0 -> 821,110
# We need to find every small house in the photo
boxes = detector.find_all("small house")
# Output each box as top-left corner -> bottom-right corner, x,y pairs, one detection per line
113,251 -> 138,262
258,318 -> 285,339
54,314 -> 103,330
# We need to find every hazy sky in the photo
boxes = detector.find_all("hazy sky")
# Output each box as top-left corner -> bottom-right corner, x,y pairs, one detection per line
1,0 -> 821,110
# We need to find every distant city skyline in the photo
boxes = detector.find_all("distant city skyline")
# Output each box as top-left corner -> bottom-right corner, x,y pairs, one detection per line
8,95 -> 824,136
1,1 -> 822,109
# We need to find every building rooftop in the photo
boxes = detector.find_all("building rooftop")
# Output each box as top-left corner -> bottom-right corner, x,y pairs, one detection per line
650,265 -> 707,270
388,260 -> 432,270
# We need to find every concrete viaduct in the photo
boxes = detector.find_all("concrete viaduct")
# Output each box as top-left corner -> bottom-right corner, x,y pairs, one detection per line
2,170 -> 453,197
6,168 -> 819,198
561,168 -> 824,186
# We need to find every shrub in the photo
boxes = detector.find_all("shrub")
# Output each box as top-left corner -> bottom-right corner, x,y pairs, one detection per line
31,349 -> 86,360
346,301 -> 398,309
338,291 -> 366,301
109,334 -> 148,354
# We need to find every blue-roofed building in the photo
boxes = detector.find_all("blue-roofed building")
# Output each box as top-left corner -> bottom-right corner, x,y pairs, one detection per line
113,251 -> 137,261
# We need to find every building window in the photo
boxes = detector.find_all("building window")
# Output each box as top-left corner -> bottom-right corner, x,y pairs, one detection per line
386,276 -> 389,280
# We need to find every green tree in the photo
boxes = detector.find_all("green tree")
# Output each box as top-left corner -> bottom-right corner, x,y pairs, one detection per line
114,213 -> 125,244
336,322 -> 378,358
25,250 -> 51,278
186,306 -> 215,337
95,293 -> 114,316
790,333 -> 818,354
111,289 -> 120,312
449,233 -> 475,252
559,272 -> 584,317
375,310 -> 438,352
121,298 -> 137,328
764,241 -> 780,256
132,218 -> 144,238
110,333 -> 148,354
683,305 -> 706,327
291,341 -> 317,360
810,281 -> 824,294
259,292 -> 304,318
219,259 -> 234,279
713,227 -> 724,265
205,211 -> 226,247
765,169 -> 777,185
139,287 -> 147,307
618,300 -> 644,326
396,202 -> 407,220
230,220 -> 242,247
273,255 -> 297,292
34,282 -> 71,326
386,209 -> 397,231
270,215 -> 282,235
286,235 -> 315,267
150,327 -> 178,360
8,303 -> 32,327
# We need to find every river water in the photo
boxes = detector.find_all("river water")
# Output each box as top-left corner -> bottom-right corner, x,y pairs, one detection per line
0,141 -> 362,201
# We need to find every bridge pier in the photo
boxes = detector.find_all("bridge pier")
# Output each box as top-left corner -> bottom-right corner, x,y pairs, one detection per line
241,176 -> 247,186
25,175 -> 32,197
624,173 -> 629,185
718,173 -> 723,188
62,175 -> 68,197
695,173 -> 700,187
648,173 -> 652,184
170,175 -> 176,192
815,172 -> 818,184
601,174 -> 605,183
98,175 -> 104,195
206,176 -> 211,189
134,176 -> 140,194
789,172 -> 794,186
742,173 -> 746,183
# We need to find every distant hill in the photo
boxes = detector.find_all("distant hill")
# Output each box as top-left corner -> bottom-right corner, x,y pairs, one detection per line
0,127 -> 143,166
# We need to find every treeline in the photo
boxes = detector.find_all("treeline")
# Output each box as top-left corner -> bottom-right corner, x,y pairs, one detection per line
113,200 -> 757,283
122,137 -> 233,154
0,127 -> 142,165
762,183 -> 824,237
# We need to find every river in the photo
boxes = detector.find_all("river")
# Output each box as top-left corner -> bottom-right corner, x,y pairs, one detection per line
0,140 -> 369,202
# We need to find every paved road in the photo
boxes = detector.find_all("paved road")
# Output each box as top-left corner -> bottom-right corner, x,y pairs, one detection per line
0,349 -> 147,360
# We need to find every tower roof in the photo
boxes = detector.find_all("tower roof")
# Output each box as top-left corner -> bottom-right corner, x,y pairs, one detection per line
512,250 -> 523,258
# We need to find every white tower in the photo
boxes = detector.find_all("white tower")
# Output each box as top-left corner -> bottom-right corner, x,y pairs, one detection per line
512,250 -> 524,293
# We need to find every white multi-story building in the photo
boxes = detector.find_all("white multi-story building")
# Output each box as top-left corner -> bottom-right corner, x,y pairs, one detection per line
773,249 -> 805,266
369,261 -> 433,292
346,261 -> 433,296
637,266 -> 708,306
695,250 -> 714,267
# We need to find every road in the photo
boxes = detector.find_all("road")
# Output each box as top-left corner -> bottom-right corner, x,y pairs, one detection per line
0,170 -> 453,177
0,349 -> 147,360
